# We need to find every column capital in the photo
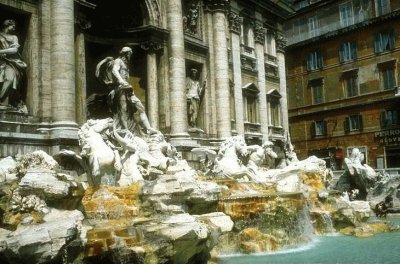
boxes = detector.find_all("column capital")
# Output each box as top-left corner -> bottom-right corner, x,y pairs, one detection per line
204,0 -> 230,13
140,41 -> 163,53
254,23 -> 265,44
276,32 -> 287,52
228,11 -> 243,34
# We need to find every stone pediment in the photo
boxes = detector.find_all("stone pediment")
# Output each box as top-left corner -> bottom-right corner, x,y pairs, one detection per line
267,88 -> 282,99
242,82 -> 259,97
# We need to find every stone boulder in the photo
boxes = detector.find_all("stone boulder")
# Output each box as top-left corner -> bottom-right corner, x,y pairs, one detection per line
0,209 -> 84,264
141,173 -> 222,214
0,157 -> 17,183
332,194 -> 372,228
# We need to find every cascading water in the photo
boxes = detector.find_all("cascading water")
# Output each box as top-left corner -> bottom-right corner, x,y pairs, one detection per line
320,212 -> 335,234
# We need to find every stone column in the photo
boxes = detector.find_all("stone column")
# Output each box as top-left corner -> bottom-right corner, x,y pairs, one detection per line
166,0 -> 188,137
205,0 -> 231,139
277,34 -> 289,133
50,0 -> 76,125
228,11 -> 244,135
142,41 -> 162,130
254,23 -> 269,142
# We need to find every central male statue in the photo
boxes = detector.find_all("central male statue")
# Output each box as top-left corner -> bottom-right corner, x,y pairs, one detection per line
96,47 -> 157,135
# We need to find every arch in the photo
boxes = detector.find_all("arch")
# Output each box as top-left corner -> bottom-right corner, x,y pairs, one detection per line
144,0 -> 161,26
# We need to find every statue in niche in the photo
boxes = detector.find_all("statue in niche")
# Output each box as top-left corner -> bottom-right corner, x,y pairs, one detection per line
183,1 -> 199,35
0,19 -> 27,110
96,46 -> 158,135
186,68 -> 204,128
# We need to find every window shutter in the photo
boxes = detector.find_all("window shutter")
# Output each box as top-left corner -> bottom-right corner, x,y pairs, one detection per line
311,122 -> 316,138
323,120 -> 327,136
358,115 -> 363,130
344,117 -> 350,133
380,111 -> 387,128
390,29 -> 395,49
318,51 -> 323,68
374,33 -> 381,53
339,43 -> 344,62
306,53 -> 311,70
351,42 -> 357,60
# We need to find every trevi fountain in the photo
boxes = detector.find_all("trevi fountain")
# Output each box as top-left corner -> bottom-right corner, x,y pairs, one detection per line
1,1 -> 400,263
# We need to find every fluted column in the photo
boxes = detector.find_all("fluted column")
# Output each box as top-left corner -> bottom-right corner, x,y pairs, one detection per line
254,23 -> 269,142
167,0 -> 188,137
229,11 -> 244,135
50,0 -> 76,125
277,34 -> 289,133
205,0 -> 231,139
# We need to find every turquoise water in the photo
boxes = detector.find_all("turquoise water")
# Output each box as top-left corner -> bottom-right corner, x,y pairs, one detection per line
218,218 -> 400,264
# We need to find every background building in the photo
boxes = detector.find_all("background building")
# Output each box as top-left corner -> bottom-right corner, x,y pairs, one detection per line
285,0 -> 400,169
0,0 -> 292,161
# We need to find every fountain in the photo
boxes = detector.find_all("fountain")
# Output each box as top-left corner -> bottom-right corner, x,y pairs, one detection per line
0,48 -> 399,263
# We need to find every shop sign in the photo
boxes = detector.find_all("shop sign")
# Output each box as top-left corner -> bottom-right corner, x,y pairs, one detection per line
374,129 -> 400,146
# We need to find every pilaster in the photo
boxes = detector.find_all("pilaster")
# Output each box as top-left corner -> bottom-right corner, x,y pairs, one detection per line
229,11 -> 244,135
254,23 -> 269,142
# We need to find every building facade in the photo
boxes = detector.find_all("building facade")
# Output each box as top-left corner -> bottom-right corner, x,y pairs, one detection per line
0,0 -> 292,158
285,0 -> 400,169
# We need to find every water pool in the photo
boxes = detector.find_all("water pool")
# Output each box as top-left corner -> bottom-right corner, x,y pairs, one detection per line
218,218 -> 400,264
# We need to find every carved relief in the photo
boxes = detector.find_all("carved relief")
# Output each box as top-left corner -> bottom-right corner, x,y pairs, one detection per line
140,41 -> 163,53
228,11 -> 242,34
254,23 -> 265,44
203,0 -> 230,13
276,32 -> 287,52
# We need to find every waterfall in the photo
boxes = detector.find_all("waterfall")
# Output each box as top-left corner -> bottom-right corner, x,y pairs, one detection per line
321,212 -> 335,233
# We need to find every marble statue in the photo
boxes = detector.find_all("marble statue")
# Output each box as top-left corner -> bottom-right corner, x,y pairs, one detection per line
0,19 -> 27,107
246,141 -> 278,176
96,46 -> 157,135
186,68 -> 204,127
183,2 -> 199,35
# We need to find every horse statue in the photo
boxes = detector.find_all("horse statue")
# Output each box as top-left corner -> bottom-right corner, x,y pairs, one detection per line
213,135 -> 253,180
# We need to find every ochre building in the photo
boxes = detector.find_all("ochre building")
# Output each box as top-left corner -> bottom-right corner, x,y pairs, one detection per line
285,0 -> 400,169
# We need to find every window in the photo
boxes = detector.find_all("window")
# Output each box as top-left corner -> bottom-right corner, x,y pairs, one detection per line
344,115 -> 363,132
309,78 -> 324,104
339,42 -> 357,62
270,101 -> 281,127
381,110 -> 399,128
308,16 -> 318,38
242,83 -> 259,124
375,0 -> 390,16
340,2 -> 354,27
381,67 -> 396,90
312,84 -> 324,104
311,120 -> 327,137
374,30 -> 395,53
246,97 -> 258,123
267,89 -> 282,127
306,50 -> 323,70
344,75 -> 358,97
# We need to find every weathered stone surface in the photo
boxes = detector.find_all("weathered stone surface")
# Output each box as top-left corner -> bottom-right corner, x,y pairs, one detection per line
141,174 -> 222,214
0,157 -> 17,183
19,168 -> 70,199
195,212 -> 234,233
0,210 -> 83,264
